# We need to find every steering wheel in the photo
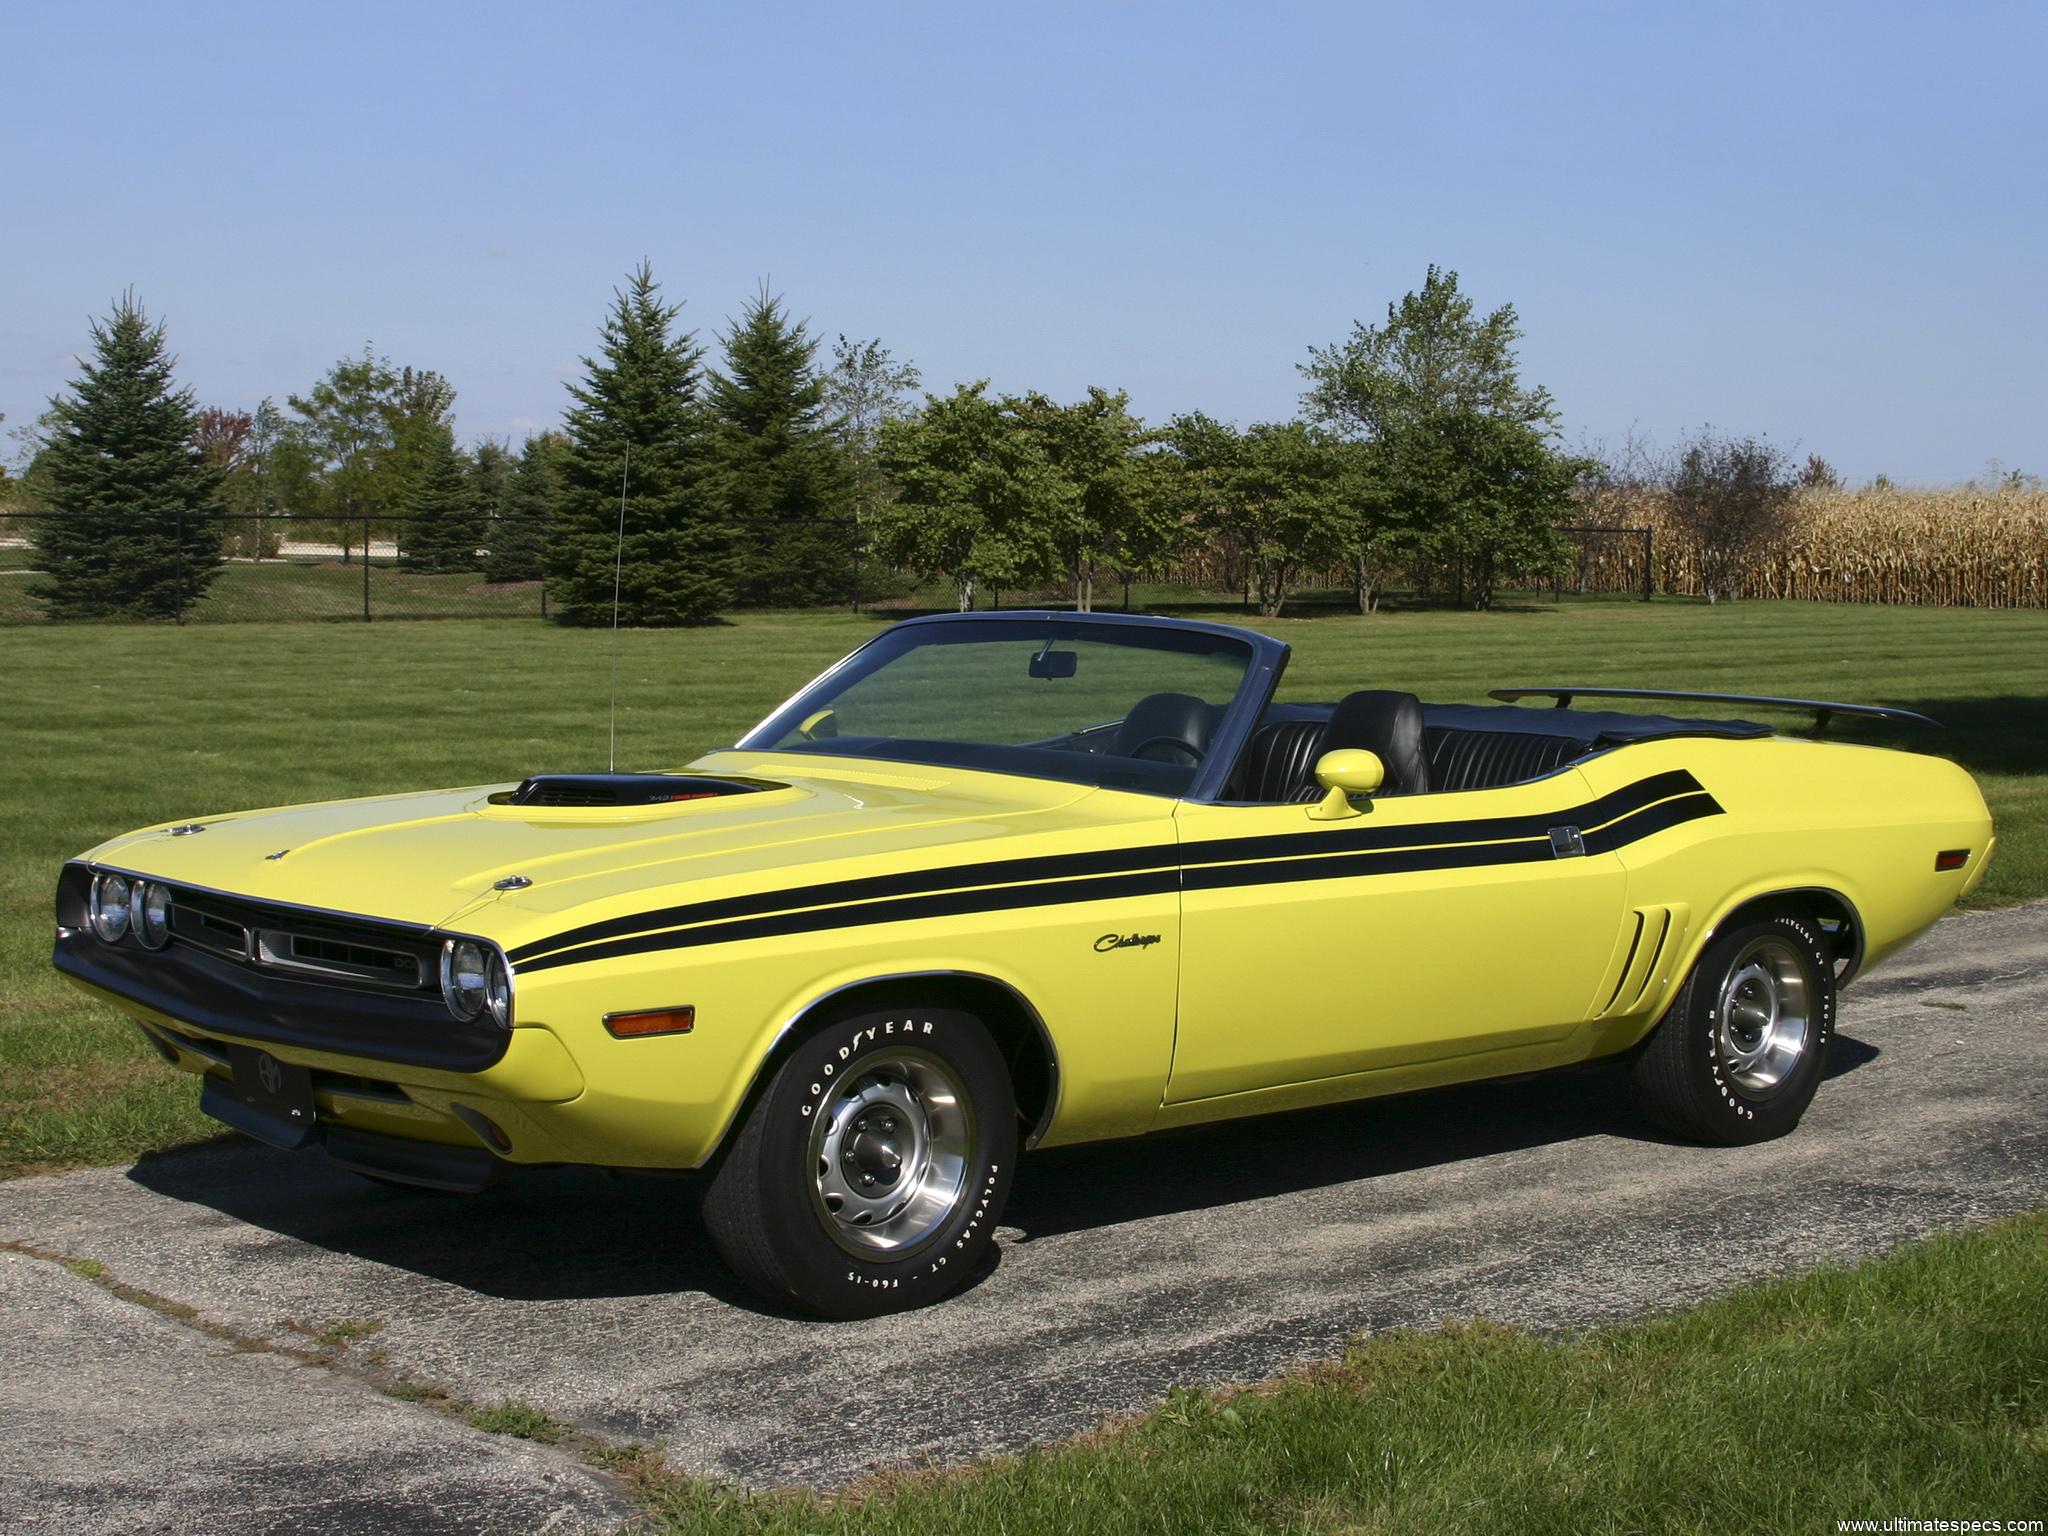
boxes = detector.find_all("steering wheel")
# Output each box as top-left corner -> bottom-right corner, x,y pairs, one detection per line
1122,735 -> 1205,766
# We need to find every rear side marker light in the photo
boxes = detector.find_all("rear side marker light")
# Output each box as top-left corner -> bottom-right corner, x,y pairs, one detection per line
604,1006 -> 695,1039
1935,849 -> 1970,872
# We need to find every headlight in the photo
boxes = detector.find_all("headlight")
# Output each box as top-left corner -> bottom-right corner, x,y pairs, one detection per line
485,952 -> 513,1029
89,874 -> 132,943
130,880 -> 173,949
441,939 -> 490,1022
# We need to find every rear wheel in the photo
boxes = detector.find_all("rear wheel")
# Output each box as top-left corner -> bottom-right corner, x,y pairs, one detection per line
1630,909 -> 1836,1145
702,1005 -> 1017,1317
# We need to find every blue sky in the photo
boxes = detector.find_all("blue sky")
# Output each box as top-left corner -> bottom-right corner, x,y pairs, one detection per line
3,1 -> 2041,483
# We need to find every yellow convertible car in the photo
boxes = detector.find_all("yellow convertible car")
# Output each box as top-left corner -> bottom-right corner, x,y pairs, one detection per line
54,612 -> 1993,1315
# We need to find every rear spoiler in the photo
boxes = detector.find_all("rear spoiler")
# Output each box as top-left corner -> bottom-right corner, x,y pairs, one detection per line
1489,687 -> 1940,735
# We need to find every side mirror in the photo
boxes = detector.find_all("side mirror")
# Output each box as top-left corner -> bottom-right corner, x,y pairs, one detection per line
798,708 -> 838,741
1307,749 -> 1384,821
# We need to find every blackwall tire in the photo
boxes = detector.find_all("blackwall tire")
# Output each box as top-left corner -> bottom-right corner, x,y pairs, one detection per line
702,1005 -> 1017,1318
1630,909 -> 1837,1146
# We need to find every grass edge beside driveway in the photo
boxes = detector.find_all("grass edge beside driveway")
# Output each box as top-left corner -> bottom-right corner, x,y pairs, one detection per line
629,1211 -> 2048,1535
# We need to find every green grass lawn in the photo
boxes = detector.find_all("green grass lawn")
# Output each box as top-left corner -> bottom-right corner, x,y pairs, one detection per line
3,598 -> 2044,1176
631,1212 -> 2048,1534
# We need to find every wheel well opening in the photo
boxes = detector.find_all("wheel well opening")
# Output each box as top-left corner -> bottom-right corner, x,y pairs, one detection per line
718,974 -> 1058,1167
1718,888 -> 1863,982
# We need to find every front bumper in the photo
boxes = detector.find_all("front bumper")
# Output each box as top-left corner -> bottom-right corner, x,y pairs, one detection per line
59,919 -> 592,1182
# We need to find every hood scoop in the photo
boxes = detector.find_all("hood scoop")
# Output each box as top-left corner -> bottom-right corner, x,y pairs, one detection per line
501,773 -> 766,809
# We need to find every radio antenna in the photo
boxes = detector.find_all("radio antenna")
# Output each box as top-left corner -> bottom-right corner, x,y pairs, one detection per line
608,448 -> 629,773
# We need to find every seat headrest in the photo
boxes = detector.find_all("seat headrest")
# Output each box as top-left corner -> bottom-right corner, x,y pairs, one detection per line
1324,690 -> 1430,795
1112,691 -> 1218,761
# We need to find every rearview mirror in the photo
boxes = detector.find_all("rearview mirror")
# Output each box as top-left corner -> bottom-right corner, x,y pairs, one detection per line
1307,749 -> 1384,821
1028,650 -> 1078,680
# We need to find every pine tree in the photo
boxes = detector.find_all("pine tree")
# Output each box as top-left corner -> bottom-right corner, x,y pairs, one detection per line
547,263 -> 732,624
31,294 -> 224,619
708,290 -> 854,606
484,432 -> 563,583
397,425 -> 482,571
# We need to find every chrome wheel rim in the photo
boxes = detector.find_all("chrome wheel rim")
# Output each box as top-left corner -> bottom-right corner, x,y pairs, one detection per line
1715,937 -> 1811,1096
809,1047 -> 972,1257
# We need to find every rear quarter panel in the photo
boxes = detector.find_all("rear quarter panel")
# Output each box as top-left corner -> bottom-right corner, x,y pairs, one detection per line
1576,734 -> 1993,1038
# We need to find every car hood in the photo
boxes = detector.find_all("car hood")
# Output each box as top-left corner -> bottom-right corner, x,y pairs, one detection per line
82,751 -> 1155,940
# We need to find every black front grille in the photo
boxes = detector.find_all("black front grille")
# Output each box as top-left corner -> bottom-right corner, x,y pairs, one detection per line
165,888 -> 440,997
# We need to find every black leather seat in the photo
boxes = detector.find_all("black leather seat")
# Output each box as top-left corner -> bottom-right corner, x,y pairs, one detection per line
1323,690 -> 1430,796
1231,719 -> 1328,802
1228,696 -> 1586,804
1423,728 -> 1583,793
1112,692 -> 1219,764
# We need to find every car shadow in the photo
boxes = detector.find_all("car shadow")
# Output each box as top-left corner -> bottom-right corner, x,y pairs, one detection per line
122,1037 -> 1876,1312
1007,1036 -> 1878,1241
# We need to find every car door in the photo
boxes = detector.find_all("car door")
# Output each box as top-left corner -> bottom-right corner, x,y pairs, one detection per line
1165,766 -> 1632,1104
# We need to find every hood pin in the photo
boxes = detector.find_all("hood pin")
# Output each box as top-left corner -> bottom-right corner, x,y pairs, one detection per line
494,875 -> 533,891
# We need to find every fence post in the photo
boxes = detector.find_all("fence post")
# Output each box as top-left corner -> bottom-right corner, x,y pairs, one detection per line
1642,527 -> 1654,602
362,518 -> 372,622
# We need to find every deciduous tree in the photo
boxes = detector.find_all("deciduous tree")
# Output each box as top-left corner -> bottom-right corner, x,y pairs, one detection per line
1385,410 -> 1578,610
1301,266 -> 1556,439
825,335 -> 921,529
288,347 -> 399,563
1007,388 -> 1168,612
1164,415 -> 1350,618
1304,268 -> 1565,607
872,383 -> 1064,611
1666,430 -> 1797,603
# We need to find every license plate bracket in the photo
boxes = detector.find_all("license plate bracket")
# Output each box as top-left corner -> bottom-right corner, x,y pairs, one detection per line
213,1045 -> 318,1149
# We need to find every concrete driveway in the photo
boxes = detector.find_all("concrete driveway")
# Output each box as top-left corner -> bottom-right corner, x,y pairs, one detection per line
2,902 -> 2043,1533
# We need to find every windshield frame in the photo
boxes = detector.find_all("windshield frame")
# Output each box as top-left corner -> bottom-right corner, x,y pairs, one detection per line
727,610 -> 1289,802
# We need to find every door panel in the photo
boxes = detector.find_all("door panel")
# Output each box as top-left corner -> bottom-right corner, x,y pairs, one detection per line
1167,768 -> 1630,1103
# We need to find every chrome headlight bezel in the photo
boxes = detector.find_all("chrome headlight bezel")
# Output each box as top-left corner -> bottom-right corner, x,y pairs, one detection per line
89,873 -> 133,943
130,880 -> 173,949
440,933 -> 495,1028
485,951 -> 514,1030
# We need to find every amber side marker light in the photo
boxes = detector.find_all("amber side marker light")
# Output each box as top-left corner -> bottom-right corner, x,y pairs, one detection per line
604,1005 -> 696,1039
1935,849 -> 1971,872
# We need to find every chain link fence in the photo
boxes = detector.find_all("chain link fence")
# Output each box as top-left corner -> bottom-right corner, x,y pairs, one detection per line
0,513 -> 875,625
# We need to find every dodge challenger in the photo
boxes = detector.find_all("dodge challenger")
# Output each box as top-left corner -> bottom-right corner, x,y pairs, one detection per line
53,611 -> 1994,1315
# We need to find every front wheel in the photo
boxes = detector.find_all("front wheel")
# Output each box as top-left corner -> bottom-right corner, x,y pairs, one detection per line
701,1005 -> 1017,1317
1630,909 -> 1837,1145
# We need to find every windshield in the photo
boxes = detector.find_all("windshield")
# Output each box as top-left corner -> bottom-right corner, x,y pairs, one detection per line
737,618 -> 1259,795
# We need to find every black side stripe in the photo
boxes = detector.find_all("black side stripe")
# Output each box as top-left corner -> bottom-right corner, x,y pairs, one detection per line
1582,791 -> 1721,855
516,870 -> 1181,974
512,784 -> 1724,976
1184,794 -> 1721,897
507,768 -> 1708,966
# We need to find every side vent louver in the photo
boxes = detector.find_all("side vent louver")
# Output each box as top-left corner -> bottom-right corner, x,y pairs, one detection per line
1596,904 -> 1688,1019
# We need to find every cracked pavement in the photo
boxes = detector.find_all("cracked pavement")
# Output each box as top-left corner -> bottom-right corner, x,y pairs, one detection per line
0,901 -> 2041,1530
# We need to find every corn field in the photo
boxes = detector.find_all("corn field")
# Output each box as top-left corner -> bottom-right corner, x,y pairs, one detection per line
1577,486 -> 2048,607
1159,486 -> 2048,608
